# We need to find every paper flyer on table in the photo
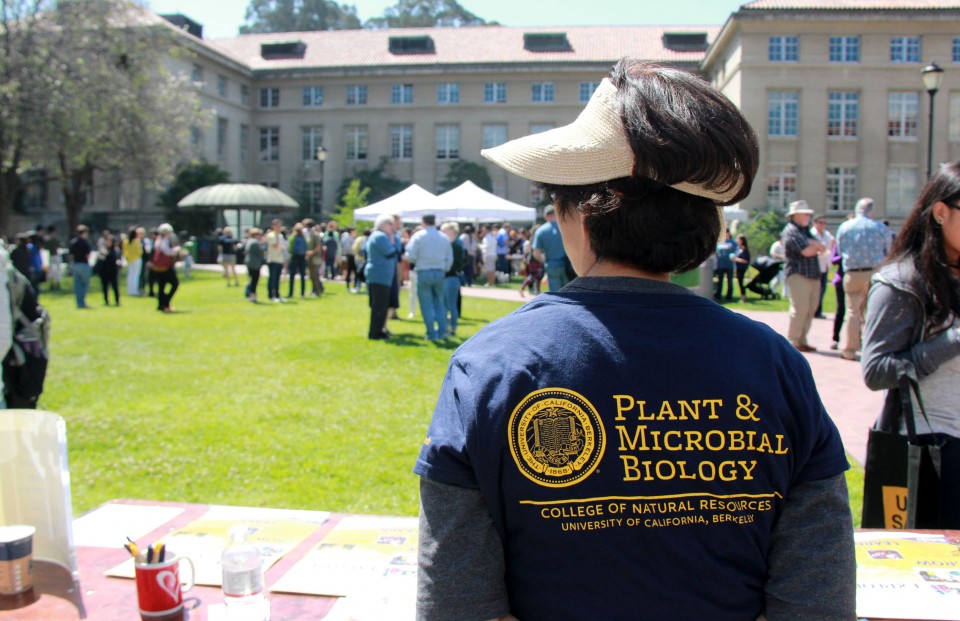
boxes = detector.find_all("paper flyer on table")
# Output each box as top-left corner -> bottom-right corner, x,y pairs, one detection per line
105,505 -> 328,585
269,515 -> 418,599
856,531 -> 960,620
73,503 -> 185,548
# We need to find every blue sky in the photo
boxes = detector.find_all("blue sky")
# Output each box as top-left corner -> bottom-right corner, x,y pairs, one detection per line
148,0 -> 748,39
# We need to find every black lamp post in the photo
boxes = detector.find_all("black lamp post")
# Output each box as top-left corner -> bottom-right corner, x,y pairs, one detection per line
316,146 -> 327,217
922,62 -> 944,179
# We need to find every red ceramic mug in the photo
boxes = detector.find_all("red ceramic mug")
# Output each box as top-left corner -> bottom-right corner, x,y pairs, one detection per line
134,552 -> 195,617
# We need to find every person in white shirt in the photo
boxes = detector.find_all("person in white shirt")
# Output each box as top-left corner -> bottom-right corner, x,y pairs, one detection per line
480,225 -> 497,287
812,214 -> 834,319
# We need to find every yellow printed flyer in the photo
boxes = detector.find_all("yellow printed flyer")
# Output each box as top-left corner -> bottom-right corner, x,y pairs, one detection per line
269,515 -> 418,604
105,505 -> 328,585
856,531 -> 960,620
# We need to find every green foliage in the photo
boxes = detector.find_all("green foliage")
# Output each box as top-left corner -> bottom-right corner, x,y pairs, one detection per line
157,161 -> 230,235
332,178 -> 370,227
365,0 -> 491,28
240,0 -> 361,33
439,159 -> 493,193
742,208 -> 787,259
42,270 -> 523,515
336,156 -> 407,205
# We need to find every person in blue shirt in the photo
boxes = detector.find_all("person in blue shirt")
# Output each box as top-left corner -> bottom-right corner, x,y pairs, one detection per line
364,214 -> 397,340
715,228 -> 737,301
532,205 -> 569,292
406,214 -> 453,341
496,223 -> 511,276
414,59 -> 855,621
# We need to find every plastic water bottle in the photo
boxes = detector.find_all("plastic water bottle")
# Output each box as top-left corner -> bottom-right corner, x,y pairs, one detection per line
221,525 -> 268,620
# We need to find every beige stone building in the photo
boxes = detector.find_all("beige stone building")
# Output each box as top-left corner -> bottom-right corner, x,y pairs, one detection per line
703,0 -> 960,226
17,2 -> 960,232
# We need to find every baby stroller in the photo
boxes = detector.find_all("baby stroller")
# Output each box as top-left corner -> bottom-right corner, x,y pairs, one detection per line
746,256 -> 784,300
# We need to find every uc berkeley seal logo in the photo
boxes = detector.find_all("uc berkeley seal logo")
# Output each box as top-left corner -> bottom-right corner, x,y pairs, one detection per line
508,388 -> 605,487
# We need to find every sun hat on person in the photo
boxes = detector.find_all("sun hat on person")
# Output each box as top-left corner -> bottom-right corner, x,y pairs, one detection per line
158,223 -> 174,234
480,78 -> 745,204
785,200 -> 814,218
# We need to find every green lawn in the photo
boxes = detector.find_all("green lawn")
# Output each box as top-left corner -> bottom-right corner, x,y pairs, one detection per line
41,270 -> 862,525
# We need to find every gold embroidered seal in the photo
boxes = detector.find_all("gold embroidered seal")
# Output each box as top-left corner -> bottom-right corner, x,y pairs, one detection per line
508,388 -> 604,487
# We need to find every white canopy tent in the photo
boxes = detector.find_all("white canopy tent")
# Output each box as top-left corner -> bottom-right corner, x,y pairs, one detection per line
407,181 -> 536,222
353,184 -> 438,222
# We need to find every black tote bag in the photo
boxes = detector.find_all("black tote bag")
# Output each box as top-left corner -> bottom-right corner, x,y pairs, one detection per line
862,360 -> 960,528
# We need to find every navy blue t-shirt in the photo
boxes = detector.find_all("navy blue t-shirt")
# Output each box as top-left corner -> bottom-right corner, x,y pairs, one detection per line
414,277 -> 848,621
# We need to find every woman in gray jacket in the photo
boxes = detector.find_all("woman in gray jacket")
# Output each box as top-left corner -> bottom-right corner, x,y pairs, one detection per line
861,160 -> 960,526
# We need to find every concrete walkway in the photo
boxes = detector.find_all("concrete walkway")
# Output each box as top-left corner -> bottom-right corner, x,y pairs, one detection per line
459,284 -> 881,465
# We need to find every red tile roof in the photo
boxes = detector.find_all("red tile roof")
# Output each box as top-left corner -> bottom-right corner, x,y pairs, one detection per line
742,0 -> 960,9
207,25 -> 719,72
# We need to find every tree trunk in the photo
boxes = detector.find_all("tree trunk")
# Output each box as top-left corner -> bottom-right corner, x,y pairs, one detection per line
0,167 -> 20,238
59,153 -> 93,235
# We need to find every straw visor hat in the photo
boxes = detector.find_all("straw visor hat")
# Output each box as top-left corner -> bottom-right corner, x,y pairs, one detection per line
481,78 -> 744,204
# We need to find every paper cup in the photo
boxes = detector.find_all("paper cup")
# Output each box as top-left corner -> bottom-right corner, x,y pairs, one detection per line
135,552 -> 195,617
0,525 -> 35,596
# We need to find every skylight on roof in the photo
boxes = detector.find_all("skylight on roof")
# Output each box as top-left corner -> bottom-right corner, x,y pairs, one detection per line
663,32 -> 709,51
261,41 -> 307,60
524,33 -> 572,52
389,35 -> 436,55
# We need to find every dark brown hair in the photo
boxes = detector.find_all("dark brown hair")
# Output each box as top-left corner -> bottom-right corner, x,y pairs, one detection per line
887,160 -> 960,329
545,59 -> 758,274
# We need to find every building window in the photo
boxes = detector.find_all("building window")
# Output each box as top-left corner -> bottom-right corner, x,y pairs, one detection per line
240,85 -> 250,105
345,125 -> 367,160
346,85 -> 367,105
260,87 -> 279,108
954,37 -> 960,63
302,126 -> 323,161
829,36 -> 859,63
217,75 -> 228,97
191,126 -> 203,152
391,84 -> 413,105
768,36 -> 799,62
766,165 -> 797,210
826,166 -> 858,211
950,93 -> 960,140
828,91 -> 858,137
888,92 -> 920,139
530,123 -> 554,134
302,86 -> 323,107
302,181 -> 323,214
482,124 -> 508,149
579,81 -> 601,102
217,118 -> 228,158
890,36 -> 921,63
436,125 -> 459,159
191,64 -> 203,83
259,127 -> 279,162
484,82 -> 507,104
240,124 -> 249,162
437,82 -> 459,104
768,91 -> 799,137
887,166 -> 918,216
390,125 -> 413,160
531,82 -> 555,103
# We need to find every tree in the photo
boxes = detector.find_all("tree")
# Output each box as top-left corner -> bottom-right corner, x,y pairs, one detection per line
21,0 -> 205,233
240,0 -> 361,33
336,157 -> 407,205
331,178 -> 370,227
365,0 -> 491,28
742,208 -> 787,260
157,161 -> 230,236
0,0 -> 56,234
438,159 -> 492,193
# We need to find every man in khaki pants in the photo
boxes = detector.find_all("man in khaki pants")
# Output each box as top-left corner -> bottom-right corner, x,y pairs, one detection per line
835,197 -> 891,361
781,201 -> 826,351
